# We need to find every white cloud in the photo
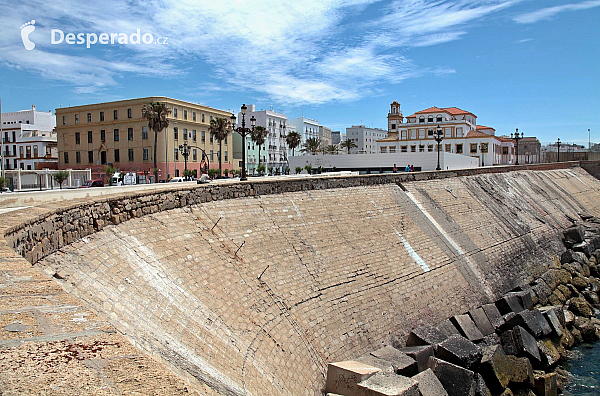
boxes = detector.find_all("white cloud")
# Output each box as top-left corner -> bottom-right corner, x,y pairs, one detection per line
514,0 -> 600,24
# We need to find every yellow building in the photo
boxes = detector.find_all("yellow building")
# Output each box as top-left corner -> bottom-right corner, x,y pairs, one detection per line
56,97 -> 234,182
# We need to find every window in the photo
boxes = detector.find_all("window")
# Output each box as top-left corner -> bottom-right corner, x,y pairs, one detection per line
142,126 -> 148,139
470,143 -> 477,153
201,114 -> 205,122
419,129 -> 425,139
419,145 -> 425,152
75,132 -> 80,144
183,128 -> 188,140
201,131 -> 205,142
100,111 -> 104,121
173,108 -> 178,117
88,151 -> 94,163
128,128 -> 133,140
224,151 -> 228,161
445,128 -> 451,138
419,116 -> 425,124
193,130 -> 197,141
26,146 -> 31,158
224,135 -> 227,144
143,148 -> 149,161
87,113 -> 92,122
428,145 -> 434,152
481,143 -> 489,153
389,146 -> 396,153
174,127 -> 178,140
76,151 -> 81,163
456,144 -> 463,154
456,127 -> 463,137
127,108 -> 132,119
113,110 -> 118,120
75,114 -> 79,124
101,130 -> 106,141
391,123 -> 396,130
428,116 -> 433,123
193,149 -> 197,161
445,144 -> 451,152
184,110 -> 187,120
502,147 -> 509,155
62,116 -> 66,125
88,131 -> 93,143
380,146 -> 387,153
193,112 -> 196,121
401,145 -> 408,153
209,132 -> 213,143
64,152 -> 69,164
411,145 -> 416,152
428,129 -> 433,137
114,149 -> 120,162
174,148 -> 179,161
210,150 -> 213,161
114,129 -> 119,141
437,116 -> 443,123
401,130 -> 407,140
410,129 -> 416,139
101,151 -> 107,165
128,148 -> 134,161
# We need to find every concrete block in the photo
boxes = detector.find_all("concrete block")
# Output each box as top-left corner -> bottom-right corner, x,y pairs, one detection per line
532,309 -> 552,336
370,346 -> 418,377
437,319 -> 461,338
537,339 -> 561,369
500,330 -> 519,356
427,357 -> 475,396
534,371 -> 557,396
356,371 -> 419,396
496,295 -> 524,315
538,307 -> 565,337
406,326 -> 447,347
326,361 -> 381,396
482,303 -> 505,329
503,310 -> 548,338
512,326 -> 541,364
469,307 -> 495,336
564,226 -> 585,244
398,345 -> 434,373
451,314 -> 484,342
357,355 -> 395,373
435,335 -> 482,370
479,345 -> 510,394
506,291 -> 534,311
413,369 -> 448,396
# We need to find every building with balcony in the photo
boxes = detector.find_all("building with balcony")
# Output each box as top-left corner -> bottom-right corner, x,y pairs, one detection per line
55,97 -> 232,182
1,105 -> 57,171
377,102 -> 535,166
346,125 -> 388,154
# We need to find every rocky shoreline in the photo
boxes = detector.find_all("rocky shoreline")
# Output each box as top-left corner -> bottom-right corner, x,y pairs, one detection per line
325,214 -> 600,396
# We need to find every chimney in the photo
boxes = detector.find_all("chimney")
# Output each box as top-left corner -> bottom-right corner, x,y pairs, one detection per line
32,104 -> 36,111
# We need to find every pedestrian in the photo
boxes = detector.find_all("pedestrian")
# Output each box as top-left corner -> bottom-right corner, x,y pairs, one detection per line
405,164 -> 410,172
410,164 -> 415,172
393,164 -> 398,173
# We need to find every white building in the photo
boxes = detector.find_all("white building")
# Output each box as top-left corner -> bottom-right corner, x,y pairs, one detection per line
378,102 -> 526,166
287,117 -> 319,156
1,105 -> 57,171
345,125 -> 388,154
241,105 -> 289,173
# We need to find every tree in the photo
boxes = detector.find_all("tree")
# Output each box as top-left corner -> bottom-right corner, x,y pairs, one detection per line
105,165 -> 117,186
208,168 -> 220,179
324,144 -> 340,155
257,164 -> 266,176
304,164 -> 313,174
295,166 -> 303,175
0,176 -> 5,193
53,170 -> 69,189
183,169 -> 194,180
251,126 -> 269,167
340,139 -> 358,154
286,131 -> 301,156
267,166 -> 273,176
209,117 -> 230,177
301,138 -> 322,155
142,102 -> 172,183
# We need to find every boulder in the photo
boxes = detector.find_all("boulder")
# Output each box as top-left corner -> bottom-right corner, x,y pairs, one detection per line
573,241 -> 593,257
563,309 -> 574,325
568,297 -> 593,317
540,308 -> 564,338
406,326 -> 447,347
495,295 -> 524,315
560,328 -> 575,349
358,355 -> 395,373
437,319 -> 461,338
537,339 -> 561,369
398,345 -> 434,373
583,290 -> 600,307
502,310 -> 551,338
572,276 -> 588,291
511,326 -> 542,364
533,371 -> 557,396
540,269 -> 572,290
570,327 -> 583,344
413,368 -> 448,396
573,316 -> 598,342
588,277 -> 600,293
548,289 -> 566,306
560,249 -> 578,265
531,280 -> 553,306
326,361 -> 381,396
505,291 -> 534,311
427,357 -> 476,396
563,226 -> 585,244
482,303 -> 504,329
479,344 -> 534,394
450,314 -> 484,342
356,371 -> 420,396
469,308 -> 495,336
479,333 -> 501,348
556,284 -> 572,299
563,262 -> 584,278
370,346 -> 418,377
435,335 -> 483,370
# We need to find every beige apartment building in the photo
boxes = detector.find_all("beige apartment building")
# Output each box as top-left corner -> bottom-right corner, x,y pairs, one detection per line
56,97 -> 234,182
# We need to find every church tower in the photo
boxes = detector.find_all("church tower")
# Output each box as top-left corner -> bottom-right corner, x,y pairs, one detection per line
387,101 -> 403,135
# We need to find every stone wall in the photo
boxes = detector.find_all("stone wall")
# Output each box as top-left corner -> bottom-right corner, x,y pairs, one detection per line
2,161 -> 600,395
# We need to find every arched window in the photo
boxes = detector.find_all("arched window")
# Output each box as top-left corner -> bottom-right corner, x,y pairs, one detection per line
436,115 -> 443,122
427,116 -> 433,123
419,116 -> 425,124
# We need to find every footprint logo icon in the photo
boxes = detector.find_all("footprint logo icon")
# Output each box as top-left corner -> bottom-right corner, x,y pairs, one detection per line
20,20 -> 36,50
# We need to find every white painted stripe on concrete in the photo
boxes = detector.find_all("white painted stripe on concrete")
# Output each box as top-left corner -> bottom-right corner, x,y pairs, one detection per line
394,228 -> 430,272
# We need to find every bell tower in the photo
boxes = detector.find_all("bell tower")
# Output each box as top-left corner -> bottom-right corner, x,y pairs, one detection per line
387,101 -> 403,134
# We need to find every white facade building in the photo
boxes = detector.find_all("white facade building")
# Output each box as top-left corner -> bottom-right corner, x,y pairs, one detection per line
1,105 -> 57,171
287,117 -> 319,156
345,125 -> 388,154
241,105 -> 289,173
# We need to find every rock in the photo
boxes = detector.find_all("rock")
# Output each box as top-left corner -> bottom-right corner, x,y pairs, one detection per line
537,339 -> 561,369
537,306 -> 566,327
435,335 -> 483,370
413,369 -> 448,396
496,295 -> 524,315
548,290 -> 566,306
583,290 -> 600,307
437,319 -> 461,338
482,304 -> 504,329
478,333 -> 501,348
512,326 -> 542,364
427,357 -> 475,396
469,308 -> 495,336
474,373 -> 492,396
568,297 -> 593,317
556,284 -> 572,299
505,355 -> 534,387
560,328 -> 575,349
398,345 -> 434,373
573,316 -> 598,342
554,367 -> 570,393
479,345 -> 534,394
563,309 -> 574,325
589,278 -> 600,293
574,241 -> 593,257
581,263 -> 591,277
502,310 -> 551,338
406,326 -> 447,347
356,371 -> 420,396
570,327 -> 583,344
540,308 -> 564,337
541,269 -> 572,290
572,276 -> 588,291
450,314 -> 484,342
500,330 -> 519,355
531,280 -> 552,306
564,226 -> 585,244
505,291 -> 534,311
326,361 -> 381,396
534,371 -> 557,396
370,346 -> 418,377
560,249 -> 578,265
358,355 -> 395,373
500,389 -> 514,396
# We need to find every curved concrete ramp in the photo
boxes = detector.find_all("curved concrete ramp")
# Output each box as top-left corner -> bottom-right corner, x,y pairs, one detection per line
2,165 -> 600,395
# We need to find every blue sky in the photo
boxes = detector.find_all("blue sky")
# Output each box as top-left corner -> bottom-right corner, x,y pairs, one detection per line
0,0 -> 598,145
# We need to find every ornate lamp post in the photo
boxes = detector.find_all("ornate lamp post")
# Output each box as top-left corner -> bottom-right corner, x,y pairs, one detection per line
230,104 -> 255,181
178,141 -> 190,180
557,138 -> 561,162
511,128 -> 523,165
435,125 -> 443,171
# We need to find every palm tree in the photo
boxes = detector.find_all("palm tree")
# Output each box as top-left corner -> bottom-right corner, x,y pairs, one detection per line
324,144 -> 340,155
142,102 -> 171,182
286,131 -> 301,156
209,117 -> 230,177
250,126 -> 269,167
340,139 -> 358,154
301,137 -> 322,155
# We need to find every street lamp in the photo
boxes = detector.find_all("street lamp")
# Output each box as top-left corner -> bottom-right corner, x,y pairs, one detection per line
179,141 -> 190,180
434,125 -> 443,171
230,104 -> 255,181
511,128 -> 523,165
556,138 -> 561,162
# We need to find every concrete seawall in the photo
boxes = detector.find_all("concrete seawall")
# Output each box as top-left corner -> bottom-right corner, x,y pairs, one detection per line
1,162 -> 600,395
